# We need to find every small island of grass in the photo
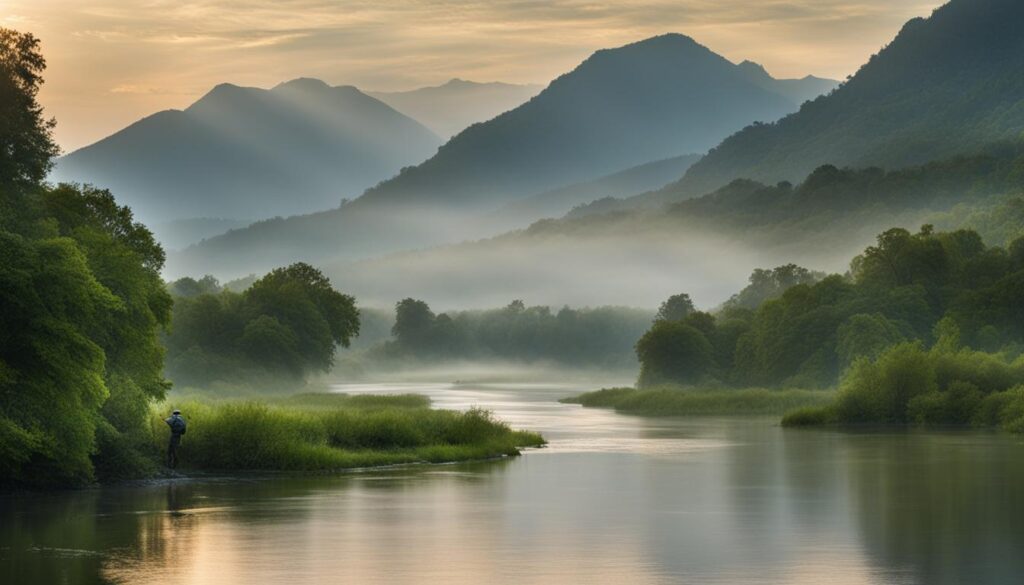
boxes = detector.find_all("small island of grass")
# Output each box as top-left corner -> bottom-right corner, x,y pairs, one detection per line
149,393 -> 545,472
561,387 -> 834,416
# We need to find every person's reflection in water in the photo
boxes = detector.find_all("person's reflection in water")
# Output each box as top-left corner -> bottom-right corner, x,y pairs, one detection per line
166,483 -> 186,518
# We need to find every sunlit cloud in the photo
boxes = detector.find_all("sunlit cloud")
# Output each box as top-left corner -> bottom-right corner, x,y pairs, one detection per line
5,0 -> 945,150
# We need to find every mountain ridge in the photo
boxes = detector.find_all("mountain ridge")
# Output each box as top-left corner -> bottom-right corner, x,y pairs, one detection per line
168,34 -> 836,277
649,0 -> 1024,205
51,79 -> 443,224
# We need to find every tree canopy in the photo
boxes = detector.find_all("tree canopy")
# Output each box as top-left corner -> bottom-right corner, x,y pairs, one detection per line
164,264 -> 360,387
0,28 -> 58,189
636,226 -> 1024,390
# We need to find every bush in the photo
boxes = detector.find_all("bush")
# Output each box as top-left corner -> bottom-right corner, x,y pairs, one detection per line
792,339 -> 1024,430
781,406 -> 836,427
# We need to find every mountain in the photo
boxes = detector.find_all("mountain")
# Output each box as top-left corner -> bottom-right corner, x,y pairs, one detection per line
320,147 -> 1024,310
51,78 -> 442,224
369,79 -> 543,138
167,34 -> 835,278
653,0 -> 1024,203
149,218 -> 249,251
354,34 -> 808,211
736,61 -> 838,105
483,154 -> 701,231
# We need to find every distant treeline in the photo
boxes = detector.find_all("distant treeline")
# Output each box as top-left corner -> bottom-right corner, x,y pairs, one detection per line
372,299 -> 653,368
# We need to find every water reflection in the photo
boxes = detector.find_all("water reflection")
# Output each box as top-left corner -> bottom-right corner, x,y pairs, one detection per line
2,382 -> 1023,584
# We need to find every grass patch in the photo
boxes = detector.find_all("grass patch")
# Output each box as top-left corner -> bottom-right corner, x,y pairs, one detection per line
149,394 -> 544,472
562,387 -> 836,416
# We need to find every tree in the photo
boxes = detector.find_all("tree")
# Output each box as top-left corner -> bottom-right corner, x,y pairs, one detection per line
836,313 -> 907,369
726,264 -> 824,310
246,263 -> 359,371
164,265 -> 361,386
392,298 -> 436,350
655,293 -> 695,322
636,320 -> 715,387
0,232 -> 118,485
168,275 -> 221,298
0,28 -> 59,188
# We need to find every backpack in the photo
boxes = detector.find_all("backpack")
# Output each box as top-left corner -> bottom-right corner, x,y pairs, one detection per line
171,416 -> 187,435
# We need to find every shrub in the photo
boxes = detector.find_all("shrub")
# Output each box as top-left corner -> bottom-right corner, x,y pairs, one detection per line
781,406 -> 836,427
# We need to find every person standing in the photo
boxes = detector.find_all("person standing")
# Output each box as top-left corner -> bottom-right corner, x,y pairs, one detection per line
165,409 -> 187,469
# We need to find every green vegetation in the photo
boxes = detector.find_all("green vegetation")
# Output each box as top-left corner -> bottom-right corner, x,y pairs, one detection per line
932,194 -> 1024,248
373,298 -> 651,368
164,265 -> 359,388
634,225 -> 1024,390
148,394 -> 544,471
782,340 -> 1024,432
667,149 -> 1024,240
563,387 -> 834,416
0,28 -> 172,486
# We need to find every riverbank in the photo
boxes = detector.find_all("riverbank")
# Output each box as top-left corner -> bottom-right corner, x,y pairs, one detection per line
148,393 -> 545,472
561,387 -> 836,416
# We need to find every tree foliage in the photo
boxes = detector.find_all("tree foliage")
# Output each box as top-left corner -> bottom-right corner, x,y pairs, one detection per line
164,264 -> 359,387
654,294 -> 695,322
0,28 -> 59,189
636,226 -> 1024,391
0,32 -> 170,486
0,186 -> 172,486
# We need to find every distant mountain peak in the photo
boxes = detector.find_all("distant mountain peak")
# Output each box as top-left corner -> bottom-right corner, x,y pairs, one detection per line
52,77 -> 443,225
737,60 -> 771,78
593,33 -> 708,58
272,77 -> 331,92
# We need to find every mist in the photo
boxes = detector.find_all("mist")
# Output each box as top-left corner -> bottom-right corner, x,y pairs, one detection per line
321,213 -> 858,312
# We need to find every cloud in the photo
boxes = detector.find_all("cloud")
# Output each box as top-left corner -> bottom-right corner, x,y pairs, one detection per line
13,0 -> 945,150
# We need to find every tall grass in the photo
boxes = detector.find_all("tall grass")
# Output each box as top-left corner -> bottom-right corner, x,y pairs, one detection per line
148,394 -> 544,472
562,387 -> 835,416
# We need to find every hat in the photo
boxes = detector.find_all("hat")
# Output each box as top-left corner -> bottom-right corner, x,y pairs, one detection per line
172,409 -> 181,415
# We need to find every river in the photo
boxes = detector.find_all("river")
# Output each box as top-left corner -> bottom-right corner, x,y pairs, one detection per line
3,381 -> 1024,584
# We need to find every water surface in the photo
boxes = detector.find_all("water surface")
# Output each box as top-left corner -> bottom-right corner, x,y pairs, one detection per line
3,382 -> 1023,584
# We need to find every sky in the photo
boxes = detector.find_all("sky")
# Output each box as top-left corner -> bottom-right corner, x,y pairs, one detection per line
2,0 -> 944,152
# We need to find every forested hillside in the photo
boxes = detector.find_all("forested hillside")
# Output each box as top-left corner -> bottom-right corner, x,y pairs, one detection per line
652,0 -> 1024,203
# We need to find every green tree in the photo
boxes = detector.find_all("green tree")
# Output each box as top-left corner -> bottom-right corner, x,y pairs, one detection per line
392,298 -> 436,351
168,275 -> 221,298
0,31 -> 173,484
246,263 -> 359,371
164,265 -> 361,386
655,293 -> 695,322
726,264 -> 824,310
0,28 -> 59,189
0,232 -> 118,485
636,320 -> 715,387
836,313 -> 908,369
